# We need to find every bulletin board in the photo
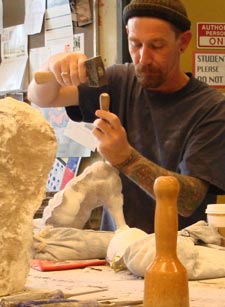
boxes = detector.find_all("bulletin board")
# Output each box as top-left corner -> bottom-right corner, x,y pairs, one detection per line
2,0 -> 95,67
3,0 -> 94,52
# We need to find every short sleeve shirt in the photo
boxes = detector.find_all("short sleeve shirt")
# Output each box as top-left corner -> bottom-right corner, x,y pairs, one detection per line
66,63 -> 225,233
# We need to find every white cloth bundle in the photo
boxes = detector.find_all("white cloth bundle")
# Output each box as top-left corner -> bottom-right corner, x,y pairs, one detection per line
33,220 -> 225,280
122,221 -> 225,280
33,226 -> 114,261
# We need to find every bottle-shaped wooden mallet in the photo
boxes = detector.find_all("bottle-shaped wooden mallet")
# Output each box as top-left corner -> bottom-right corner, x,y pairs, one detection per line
143,176 -> 189,307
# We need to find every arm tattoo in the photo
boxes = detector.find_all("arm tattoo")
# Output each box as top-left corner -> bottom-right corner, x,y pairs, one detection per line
113,147 -> 209,217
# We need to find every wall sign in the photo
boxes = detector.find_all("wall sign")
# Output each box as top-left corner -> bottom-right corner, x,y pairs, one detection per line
197,22 -> 225,49
193,51 -> 225,88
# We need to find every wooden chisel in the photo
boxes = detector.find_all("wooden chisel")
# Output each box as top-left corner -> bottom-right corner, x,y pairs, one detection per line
99,93 -> 110,111
0,289 -> 108,306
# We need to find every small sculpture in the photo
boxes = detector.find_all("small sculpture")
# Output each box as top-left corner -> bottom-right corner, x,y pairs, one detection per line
42,161 -> 127,230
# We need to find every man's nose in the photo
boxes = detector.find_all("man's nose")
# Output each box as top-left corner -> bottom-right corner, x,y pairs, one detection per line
140,46 -> 153,65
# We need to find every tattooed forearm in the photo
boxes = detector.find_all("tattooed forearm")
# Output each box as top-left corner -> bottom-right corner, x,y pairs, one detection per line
113,147 -> 209,217
175,175 -> 209,216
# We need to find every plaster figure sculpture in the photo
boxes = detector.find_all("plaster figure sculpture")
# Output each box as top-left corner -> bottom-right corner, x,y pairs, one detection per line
41,161 -> 149,267
42,161 -> 127,230
0,97 -> 56,296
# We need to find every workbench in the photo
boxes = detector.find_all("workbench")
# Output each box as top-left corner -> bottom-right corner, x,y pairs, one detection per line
22,265 -> 225,306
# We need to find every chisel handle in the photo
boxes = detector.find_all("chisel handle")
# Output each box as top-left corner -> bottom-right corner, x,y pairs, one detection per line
99,93 -> 110,111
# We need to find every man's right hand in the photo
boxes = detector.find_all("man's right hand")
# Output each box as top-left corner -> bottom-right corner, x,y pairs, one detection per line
47,52 -> 88,86
28,52 -> 88,107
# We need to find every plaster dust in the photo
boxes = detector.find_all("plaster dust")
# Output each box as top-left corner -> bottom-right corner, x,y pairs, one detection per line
0,97 -> 57,296
24,267 -> 225,307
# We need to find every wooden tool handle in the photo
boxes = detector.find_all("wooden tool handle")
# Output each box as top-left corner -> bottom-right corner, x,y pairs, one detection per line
99,93 -> 110,111
144,176 -> 189,307
34,71 -> 56,84
154,176 -> 180,200
153,176 -> 180,255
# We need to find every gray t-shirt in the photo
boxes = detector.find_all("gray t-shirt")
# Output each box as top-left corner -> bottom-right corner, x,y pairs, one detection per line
66,63 -> 225,233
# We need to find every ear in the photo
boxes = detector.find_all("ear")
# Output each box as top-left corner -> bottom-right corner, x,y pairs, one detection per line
179,30 -> 192,53
125,25 -> 129,35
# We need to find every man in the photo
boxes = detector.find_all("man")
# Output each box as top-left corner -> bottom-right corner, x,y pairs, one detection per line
28,0 -> 225,233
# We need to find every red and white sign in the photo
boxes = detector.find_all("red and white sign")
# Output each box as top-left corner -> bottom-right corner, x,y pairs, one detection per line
197,23 -> 225,49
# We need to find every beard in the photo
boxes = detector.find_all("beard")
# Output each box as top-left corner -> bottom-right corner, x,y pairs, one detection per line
135,63 -> 167,90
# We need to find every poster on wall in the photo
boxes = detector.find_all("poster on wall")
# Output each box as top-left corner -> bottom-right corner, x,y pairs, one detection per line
0,24 -> 28,93
193,51 -> 225,88
197,22 -> 225,49
45,0 -> 73,50
73,33 -> 84,53
24,0 -> 46,35
0,0 -> 2,35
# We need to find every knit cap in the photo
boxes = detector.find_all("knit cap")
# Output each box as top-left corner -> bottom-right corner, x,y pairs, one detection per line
123,0 -> 191,32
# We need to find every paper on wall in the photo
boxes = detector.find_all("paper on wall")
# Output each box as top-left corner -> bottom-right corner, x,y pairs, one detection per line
0,58 -> 28,93
0,1 -> 3,35
0,24 -> 28,93
64,119 -> 97,152
24,0 -> 46,35
31,103 -> 91,158
29,47 -> 50,81
45,0 -> 73,50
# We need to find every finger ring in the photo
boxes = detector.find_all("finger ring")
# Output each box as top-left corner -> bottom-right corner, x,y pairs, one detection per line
61,71 -> 68,77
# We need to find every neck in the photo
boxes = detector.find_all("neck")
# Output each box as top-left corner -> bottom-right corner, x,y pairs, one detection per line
153,72 -> 190,94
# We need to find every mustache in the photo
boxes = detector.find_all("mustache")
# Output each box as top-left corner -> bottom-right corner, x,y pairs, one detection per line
135,63 -> 158,75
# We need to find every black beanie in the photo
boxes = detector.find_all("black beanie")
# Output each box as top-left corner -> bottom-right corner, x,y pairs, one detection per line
123,0 -> 191,32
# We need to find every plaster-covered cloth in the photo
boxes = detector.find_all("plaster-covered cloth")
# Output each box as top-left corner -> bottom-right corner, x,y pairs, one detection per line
32,221 -> 225,280
122,221 -> 225,280
33,226 -> 114,261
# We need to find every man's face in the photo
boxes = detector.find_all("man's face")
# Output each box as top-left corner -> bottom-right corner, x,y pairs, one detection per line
127,17 -> 184,92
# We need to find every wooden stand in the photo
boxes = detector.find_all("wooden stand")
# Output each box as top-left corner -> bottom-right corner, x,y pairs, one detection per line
143,176 -> 189,307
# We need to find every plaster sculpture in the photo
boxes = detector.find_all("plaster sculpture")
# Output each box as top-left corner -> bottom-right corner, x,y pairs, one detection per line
41,161 -> 149,267
0,97 -> 56,296
42,161 -> 127,230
